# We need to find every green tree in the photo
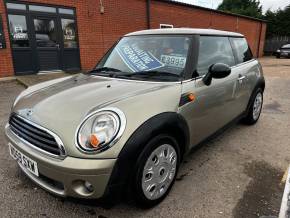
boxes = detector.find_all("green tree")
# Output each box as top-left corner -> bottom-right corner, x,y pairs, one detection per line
264,5 -> 290,37
218,0 -> 263,19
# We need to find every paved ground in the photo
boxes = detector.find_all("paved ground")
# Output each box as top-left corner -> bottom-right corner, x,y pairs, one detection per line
0,57 -> 290,218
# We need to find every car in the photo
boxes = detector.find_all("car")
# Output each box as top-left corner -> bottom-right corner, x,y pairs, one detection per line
274,44 -> 290,58
5,28 -> 265,208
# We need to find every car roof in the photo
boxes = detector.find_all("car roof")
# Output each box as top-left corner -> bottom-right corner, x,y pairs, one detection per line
125,28 -> 244,37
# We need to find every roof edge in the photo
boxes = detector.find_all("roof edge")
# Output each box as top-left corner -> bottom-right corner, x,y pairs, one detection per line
125,28 -> 244,37
155,0 -> 267,23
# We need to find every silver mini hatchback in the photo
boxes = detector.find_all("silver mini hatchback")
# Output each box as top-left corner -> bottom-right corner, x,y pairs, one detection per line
6,28 -> 265,207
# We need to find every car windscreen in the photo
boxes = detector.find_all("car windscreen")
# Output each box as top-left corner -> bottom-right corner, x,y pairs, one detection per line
94,35 -> 191,81
281,44 -> 290,49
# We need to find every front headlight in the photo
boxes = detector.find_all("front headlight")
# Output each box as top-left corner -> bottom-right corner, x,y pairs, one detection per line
76,108 -> 126,153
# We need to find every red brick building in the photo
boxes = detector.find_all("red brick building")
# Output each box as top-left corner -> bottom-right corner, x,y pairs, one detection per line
0,0 -> 266,78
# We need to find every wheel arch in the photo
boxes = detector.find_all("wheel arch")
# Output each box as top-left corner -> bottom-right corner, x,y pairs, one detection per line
246,77 -> 265,114
104,112 -> 190,196
258,77 -> 265,92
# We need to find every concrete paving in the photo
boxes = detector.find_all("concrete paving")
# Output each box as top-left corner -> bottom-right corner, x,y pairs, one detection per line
0,57 -> 290,218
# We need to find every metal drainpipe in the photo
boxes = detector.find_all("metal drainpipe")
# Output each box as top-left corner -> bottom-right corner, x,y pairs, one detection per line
257,21 -> 263,58
146,0 -> 151,29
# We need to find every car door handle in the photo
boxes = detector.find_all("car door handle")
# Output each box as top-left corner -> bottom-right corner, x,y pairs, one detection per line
238,75 -> 246,81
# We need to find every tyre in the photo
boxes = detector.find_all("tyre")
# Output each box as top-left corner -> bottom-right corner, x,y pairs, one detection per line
242,88 -> 263,125
133,134 -> 180,208
276,55 -> 281,59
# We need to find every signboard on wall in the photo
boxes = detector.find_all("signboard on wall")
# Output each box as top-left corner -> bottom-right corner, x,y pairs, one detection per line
0,16 -> 6,49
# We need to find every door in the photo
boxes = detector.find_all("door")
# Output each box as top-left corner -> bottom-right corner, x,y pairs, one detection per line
32,16 -> 61,71
60,18 -> 80,71
179,36 -> 238,147
8,13 -> 35,74
230,37 -> 256,113
6,2 -> 81,74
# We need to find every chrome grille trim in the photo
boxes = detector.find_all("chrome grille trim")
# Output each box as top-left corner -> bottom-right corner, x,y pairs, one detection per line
9,114 -> 66,159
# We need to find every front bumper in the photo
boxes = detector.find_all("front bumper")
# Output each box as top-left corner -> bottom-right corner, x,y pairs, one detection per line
5,124 -> 116,199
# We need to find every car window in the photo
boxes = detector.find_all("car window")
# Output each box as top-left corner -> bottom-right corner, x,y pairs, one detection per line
197,36 -> 235,76
230,37 -> 253,64
96,36 -> 191,80
281,44 -> 290,49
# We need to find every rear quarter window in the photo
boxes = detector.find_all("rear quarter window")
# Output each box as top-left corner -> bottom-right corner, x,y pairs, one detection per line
281,44 -> 290,49
197,36 -> 235,76
230,37 -> 253,64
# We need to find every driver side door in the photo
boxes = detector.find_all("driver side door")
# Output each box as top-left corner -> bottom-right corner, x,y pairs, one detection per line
179,36 -> 239,147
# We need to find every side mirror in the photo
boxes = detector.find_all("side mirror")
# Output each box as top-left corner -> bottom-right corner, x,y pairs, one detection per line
202,63 -> 231,86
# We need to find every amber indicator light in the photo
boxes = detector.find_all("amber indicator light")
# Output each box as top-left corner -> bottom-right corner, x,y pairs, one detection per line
90,134 -> 100,148
188,93 -> 196,102
179,93 -> 196,106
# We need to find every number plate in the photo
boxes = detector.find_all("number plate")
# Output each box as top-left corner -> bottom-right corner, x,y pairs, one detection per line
161,54 -> 186,68
9,143 -> 39,177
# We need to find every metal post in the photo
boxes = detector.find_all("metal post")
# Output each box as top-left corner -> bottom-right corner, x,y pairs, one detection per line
279,166 -> 290,218
146,0 -> 151,29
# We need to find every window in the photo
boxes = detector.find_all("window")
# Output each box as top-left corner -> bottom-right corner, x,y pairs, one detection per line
7,3 -> 26,10
230,37 -> 253,64
59,8 -> 74,15
160,24 -> 174,29
61,19 -> 78,48
197,36 -> 235,76
0,16 -> 6,49
281,44 -> 290,49
96,36 -> 191,81
29,5 -> 56,13
8,15 -> 29,48
34,18 -> 57,47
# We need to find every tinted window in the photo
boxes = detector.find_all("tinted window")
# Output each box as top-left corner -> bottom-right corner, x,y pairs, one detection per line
59,8 -> 74,15
6,3 -> 26,10
34,18 -> 57,47
230,38 -> 253,64
281,44 -> 290,49
97,36 -> 191,76
197,36 -> 235,76
61,19 -> 78,48
8,15 -> 29,48
29,5 -> 56,13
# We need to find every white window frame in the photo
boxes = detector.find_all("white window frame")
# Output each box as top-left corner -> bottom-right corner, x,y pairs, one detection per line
160,24 -> 174,29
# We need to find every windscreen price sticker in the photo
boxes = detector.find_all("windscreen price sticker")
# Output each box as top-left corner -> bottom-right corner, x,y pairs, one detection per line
161,55 -> 186,68
117,43 -> 164,72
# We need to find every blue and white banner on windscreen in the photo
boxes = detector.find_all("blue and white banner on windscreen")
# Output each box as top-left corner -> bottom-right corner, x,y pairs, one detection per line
116,43 -> 164,72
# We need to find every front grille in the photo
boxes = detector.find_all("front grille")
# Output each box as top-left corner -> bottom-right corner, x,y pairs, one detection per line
9,114 -> 63,156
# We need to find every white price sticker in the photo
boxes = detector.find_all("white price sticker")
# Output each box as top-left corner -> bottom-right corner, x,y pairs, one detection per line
161,55 -> 186,68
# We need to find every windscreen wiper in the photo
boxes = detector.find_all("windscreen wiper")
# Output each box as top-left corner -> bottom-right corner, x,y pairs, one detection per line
89,69 -> 181,80
88,67 -> 122,74
121,71 -> 180,78
88,67 -> 124,77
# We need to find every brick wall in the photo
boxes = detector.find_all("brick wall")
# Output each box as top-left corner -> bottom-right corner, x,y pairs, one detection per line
151,0 -> 266,58
0,2 -> 14,77
0,0 -> 266,78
